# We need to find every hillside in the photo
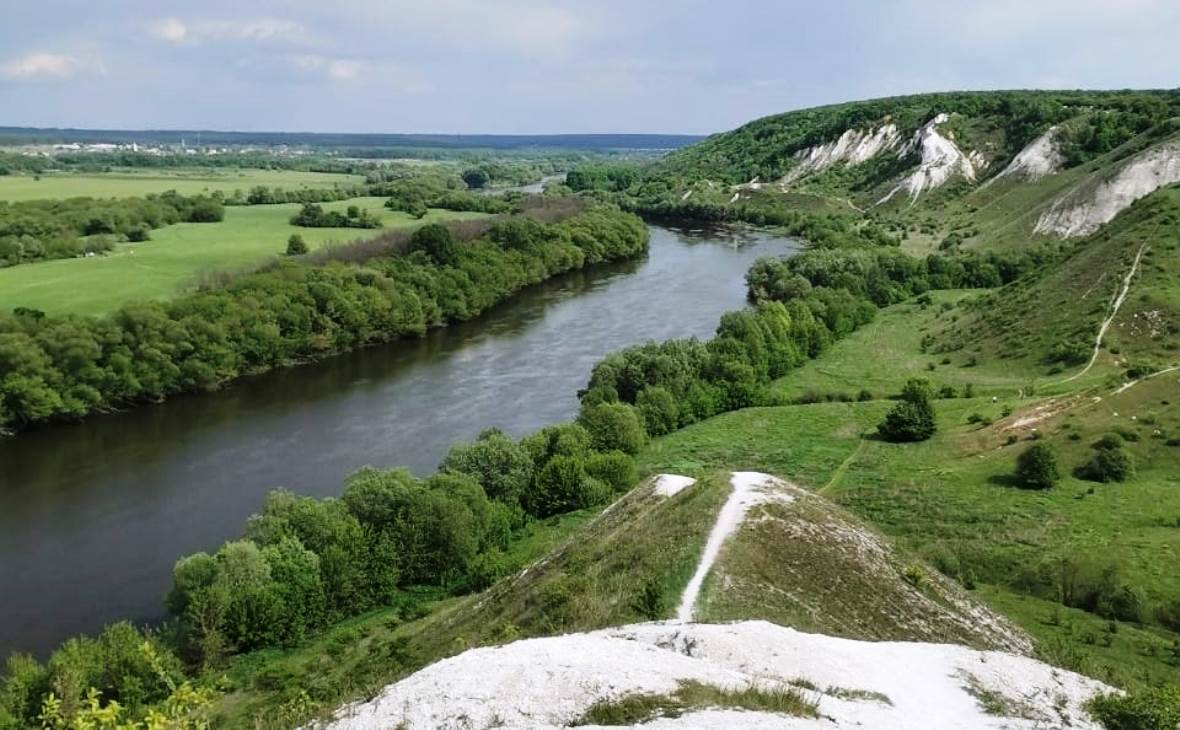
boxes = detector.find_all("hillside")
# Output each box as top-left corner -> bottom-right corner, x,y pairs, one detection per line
316,473 -> 1110,729
580,90 -> 1180,253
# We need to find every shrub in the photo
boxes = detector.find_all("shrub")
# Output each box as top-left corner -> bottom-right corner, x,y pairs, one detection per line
1014,442 -> 1060,490
577,402 -> 647,455
584,450 -> 637,493
1078,437 -> 1134,483
286,234 -> 308,256
878,379 -> 936,442
635,386 -> 679,436
440,428 -> 533,506
529,456 -> 609,517
632,577 -> 666,620
1088,685 -> 1180,730
124,224 -> 151,242
410,223 -> 458,266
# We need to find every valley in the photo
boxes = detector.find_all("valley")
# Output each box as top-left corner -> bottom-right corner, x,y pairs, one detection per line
2,87 -> 1179,730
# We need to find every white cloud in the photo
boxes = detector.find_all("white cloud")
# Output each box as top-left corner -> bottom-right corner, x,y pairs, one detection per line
149,17 -> 309,45
288,54 -> 430,91
341,0 -> 596,58
293,54 -> 362,81
0,52 -> 99,82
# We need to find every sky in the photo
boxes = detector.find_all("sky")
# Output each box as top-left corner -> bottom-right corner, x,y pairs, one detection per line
1,0 -> 1178,135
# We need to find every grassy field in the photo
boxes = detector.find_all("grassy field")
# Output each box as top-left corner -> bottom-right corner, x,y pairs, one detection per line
633,291 -> 1180,690
0,168 -> 363,202
0,198 -> 489,316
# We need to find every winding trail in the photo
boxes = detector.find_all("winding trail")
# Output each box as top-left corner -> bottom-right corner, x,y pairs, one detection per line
1058,242 -> 1148,384
819,439 -> 867,496
675,472 -> 793,622
1112,364 -> 1180,396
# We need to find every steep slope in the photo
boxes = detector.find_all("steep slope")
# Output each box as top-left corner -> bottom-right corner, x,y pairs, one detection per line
316,473 -> 1104,729
1035,137 -> 1180,237
398,471 -> 1029,656
932,185 -> 1180,374
631,90 -> 1180,250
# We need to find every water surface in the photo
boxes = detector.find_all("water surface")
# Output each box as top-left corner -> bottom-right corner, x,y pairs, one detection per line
0,223 -> 798,657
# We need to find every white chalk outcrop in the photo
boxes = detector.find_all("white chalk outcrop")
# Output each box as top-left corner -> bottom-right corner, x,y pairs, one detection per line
992,126 -> 1064,183
878,113 -> 979,204
652,473 -> 696,498
319,620 -> 1112,729
782,124 -> 901,185
1035,141 -> 1180,237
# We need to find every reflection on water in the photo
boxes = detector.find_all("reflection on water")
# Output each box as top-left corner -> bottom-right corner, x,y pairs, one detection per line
0,223 -> 797,657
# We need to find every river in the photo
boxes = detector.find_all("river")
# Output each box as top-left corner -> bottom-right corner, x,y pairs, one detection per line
0,222 -> 798,658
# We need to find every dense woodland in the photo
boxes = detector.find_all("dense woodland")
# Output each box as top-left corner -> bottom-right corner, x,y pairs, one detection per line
0,206 -> 647,431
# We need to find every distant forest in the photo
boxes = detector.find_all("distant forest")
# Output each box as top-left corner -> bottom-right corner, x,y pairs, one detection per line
0,127 -> 704,152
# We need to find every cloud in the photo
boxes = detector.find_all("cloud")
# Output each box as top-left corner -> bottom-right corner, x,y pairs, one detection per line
292,55 -> 363,81
341,0 -> 596,58
149,17 -> 309,45
0,52 -> 100,82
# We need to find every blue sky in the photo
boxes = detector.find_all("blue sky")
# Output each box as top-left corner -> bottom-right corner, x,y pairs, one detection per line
1,0 -> 1177,134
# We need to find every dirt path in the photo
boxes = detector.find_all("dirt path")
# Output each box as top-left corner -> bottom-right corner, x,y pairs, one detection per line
819,439 -> 867,495
675,472 -> 792,622
1058,242 -> 1148,384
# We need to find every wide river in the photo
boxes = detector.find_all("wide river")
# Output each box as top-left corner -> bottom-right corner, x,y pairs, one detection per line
0,223 -> 798,658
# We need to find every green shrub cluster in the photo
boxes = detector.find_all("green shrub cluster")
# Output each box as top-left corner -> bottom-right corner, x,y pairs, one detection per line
878,378 -> 937,443
0,191 -> 224,267
0,622 -> 185,729
0,206 -> 649,430
747,246 -> 1048,307
1078,434 -> 1135,483
583,296 -> 863,432
1088,684 -> 1180,729
290,202 -> 382,229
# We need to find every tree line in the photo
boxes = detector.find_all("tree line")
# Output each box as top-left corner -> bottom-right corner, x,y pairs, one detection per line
0,192 -> 224,268
0,206 -> 649,431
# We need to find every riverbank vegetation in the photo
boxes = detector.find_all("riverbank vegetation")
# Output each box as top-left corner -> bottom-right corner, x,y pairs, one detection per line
0,205 -> 647,431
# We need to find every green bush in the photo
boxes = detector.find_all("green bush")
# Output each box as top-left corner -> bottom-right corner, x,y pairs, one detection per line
1088,685 -> 1180,730
1015,442 -> 1060,490
1079,436 -> 1134,483
410,223 -> 458,265
286,234 -> 308,256
440,428 -> 533,506
578,402 -> 648,455
529,455 -> 609,517
878,380 -> 937,442
585,450 -> 637,492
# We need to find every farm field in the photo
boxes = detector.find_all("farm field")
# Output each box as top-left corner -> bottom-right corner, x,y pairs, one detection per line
0,197 -> 490,315
0,167 -> 364,202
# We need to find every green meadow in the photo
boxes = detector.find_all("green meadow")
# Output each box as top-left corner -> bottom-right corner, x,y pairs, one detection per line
0,198 -> 490,316
0,168 -> 363,202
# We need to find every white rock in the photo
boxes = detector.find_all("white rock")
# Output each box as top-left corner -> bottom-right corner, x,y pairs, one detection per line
319,620 -> 1113,729
652,474 -> 696,498
782,124 -> 901,185
1035,141 -> 1180,237
992,126 -> 1064,183
878,113 -> 979,204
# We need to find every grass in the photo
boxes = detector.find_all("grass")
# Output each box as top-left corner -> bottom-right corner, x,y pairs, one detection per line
0,199 -> 490,316
634,286 -> 1180,689
571,680 -> 818,725
0,168 -> 363,202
